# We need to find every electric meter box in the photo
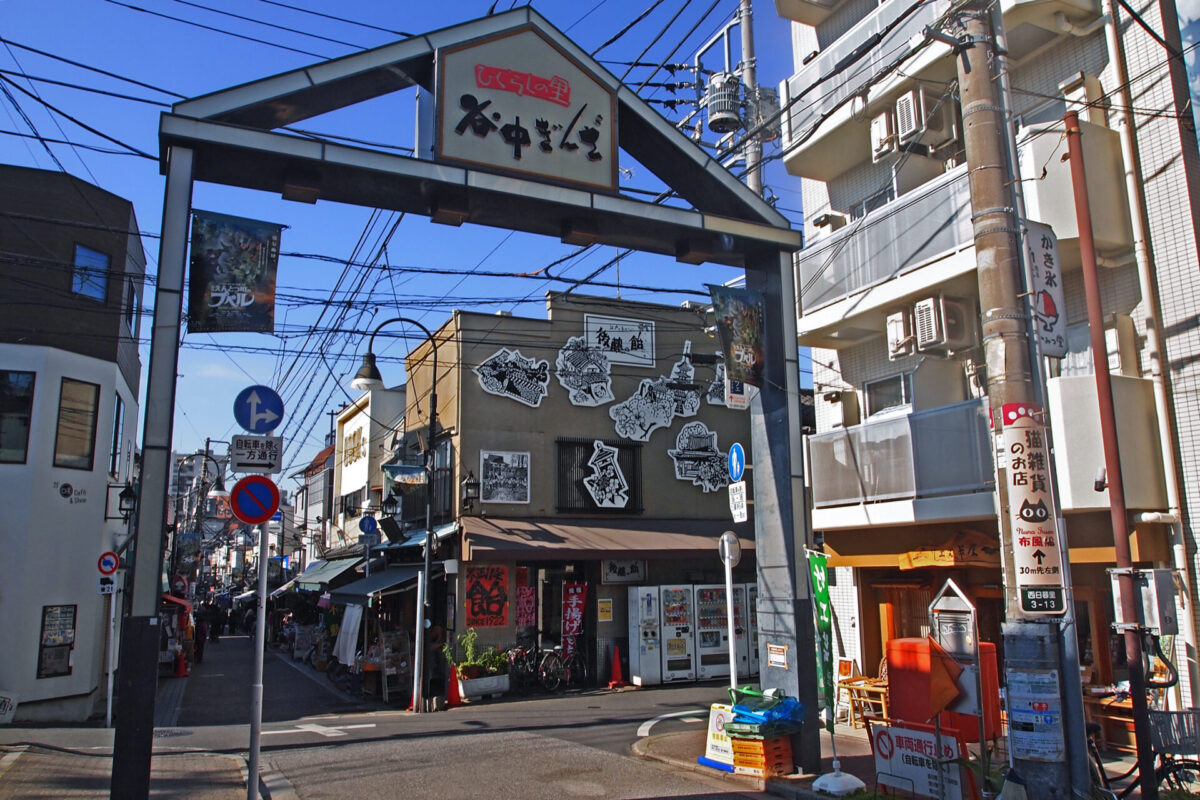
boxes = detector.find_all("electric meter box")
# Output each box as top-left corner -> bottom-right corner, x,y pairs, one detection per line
1110,568 -> 1178,635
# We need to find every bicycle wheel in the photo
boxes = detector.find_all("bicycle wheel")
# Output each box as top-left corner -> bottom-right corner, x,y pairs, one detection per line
1161,758 -> 1200,792
564,654 -> 587,689
540,652 -> 564,692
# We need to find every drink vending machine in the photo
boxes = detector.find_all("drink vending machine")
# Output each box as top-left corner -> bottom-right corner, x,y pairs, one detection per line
693,585 -> 732,681
660,585 -> 696,682
743,583 -> 759,677
626,586 -> 662,686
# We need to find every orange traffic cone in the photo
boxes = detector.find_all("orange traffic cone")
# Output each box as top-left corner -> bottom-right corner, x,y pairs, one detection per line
174,649 -> 189,678
446,665 -> 462,708
608,645 -> 629,689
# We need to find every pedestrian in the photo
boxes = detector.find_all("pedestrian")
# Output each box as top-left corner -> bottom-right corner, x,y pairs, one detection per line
208,605 -> 220,644
195,616 -> 208,664
425,625 -> 448,711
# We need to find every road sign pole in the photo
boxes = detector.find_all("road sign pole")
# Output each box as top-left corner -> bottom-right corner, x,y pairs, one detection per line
247,520 -> 269,800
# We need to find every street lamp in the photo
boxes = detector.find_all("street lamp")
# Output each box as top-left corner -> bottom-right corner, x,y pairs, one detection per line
381,492 -> 400,517
118,482 -> 137,522
351,316 -> 438,714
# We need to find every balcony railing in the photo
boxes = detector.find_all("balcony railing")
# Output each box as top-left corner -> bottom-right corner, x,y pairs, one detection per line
809,399 -> 992,508
781,0 -> 951,153
798,165 -> 972,313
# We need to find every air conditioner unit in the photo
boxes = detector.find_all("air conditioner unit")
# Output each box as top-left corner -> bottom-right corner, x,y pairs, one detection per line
895,90 -> 951,147
886,310 -> 914,360
871,111 -> 896,162
913,296 -> 977,353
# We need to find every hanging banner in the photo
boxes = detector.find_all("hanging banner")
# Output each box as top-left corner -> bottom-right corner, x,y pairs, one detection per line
1024,220 -> 1067,358
708,285 -> 765,410
464,565 -> 509,627
808,551 -> 834,733
515,586 -> 536,628
562,582 -> 587,659
188,210 -> 282,333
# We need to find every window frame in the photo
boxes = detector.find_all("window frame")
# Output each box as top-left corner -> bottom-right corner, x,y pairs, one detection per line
53,377 -> 101,470
125,278 -> 139,333
555,436 -> 644,514
109,392 -> 125,476
0,370 -> 36,464
71,244 -> 110,302
864,372 -> 913,418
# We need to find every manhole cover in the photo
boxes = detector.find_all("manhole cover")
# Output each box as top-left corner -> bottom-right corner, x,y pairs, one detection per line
153,728 -> 191,738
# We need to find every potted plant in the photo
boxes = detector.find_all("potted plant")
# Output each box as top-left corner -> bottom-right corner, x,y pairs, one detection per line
448,628 -> 509,699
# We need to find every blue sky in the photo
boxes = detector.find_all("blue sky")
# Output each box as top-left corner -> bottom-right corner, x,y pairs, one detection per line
0,0 -> 804,481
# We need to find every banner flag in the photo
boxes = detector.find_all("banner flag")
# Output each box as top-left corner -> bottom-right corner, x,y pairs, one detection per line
188,210 -> 282,333
808,550 -> 835,733
707,285 -> 765,410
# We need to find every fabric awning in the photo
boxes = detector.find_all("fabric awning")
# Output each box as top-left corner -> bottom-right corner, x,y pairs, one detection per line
270,578 -> 297,598
461,517 -> 753,561
295,557 -> 362,589
329,564 -> 440,606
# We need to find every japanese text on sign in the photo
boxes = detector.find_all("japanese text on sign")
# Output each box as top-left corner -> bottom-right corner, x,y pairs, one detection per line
464,565 -> 509,627
1026,221 -> 1068,358
1002,403 -> 1066,615
562,582 -> 587,659
871,725 -> 964,800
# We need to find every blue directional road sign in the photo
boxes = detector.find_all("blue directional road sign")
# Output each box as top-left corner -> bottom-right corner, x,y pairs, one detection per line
233,385 -> 284,434
230,475 -> 281,525
728,442 -> 745,483
359,515 -> 378,534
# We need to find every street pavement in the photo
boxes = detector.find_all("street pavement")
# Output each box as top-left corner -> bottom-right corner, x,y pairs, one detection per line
0,632 -> 882,798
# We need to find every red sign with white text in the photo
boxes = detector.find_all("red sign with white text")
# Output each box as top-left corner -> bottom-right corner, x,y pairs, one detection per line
562,582 -> 587,658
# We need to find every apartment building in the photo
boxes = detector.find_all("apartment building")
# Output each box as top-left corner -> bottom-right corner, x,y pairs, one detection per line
0,164 -> 145,721
776,0 -> 1200,706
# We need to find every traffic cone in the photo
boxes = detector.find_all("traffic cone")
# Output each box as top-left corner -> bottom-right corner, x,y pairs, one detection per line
174,649 -> 189,678
446,665 -> 462,708
607,645 -> 629,689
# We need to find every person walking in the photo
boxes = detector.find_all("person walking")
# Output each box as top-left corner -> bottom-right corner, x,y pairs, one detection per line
195,616 -> 208,664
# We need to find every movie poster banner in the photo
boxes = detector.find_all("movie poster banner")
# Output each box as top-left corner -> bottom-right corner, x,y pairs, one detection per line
707,285 -> 765,410
188,210 -> 282,333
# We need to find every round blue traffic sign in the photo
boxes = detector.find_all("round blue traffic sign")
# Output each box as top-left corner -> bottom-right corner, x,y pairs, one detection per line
728,442 -> 745,483
233,385 -> 284,434
359,515 -> 378,534
230,475 -> 281,525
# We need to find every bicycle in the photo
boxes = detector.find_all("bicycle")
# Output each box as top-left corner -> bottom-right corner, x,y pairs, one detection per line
1088,708 -> 1200,797
505,635 -> 544,693
539,636 -> 588,693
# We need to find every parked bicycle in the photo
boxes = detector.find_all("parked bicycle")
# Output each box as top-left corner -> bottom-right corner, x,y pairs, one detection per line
539,635 -> 588,693
1089,708 -> 1200,797
325,650 -> 364,695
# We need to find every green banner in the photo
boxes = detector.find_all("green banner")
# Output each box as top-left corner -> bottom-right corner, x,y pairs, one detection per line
808,551 -> 835,733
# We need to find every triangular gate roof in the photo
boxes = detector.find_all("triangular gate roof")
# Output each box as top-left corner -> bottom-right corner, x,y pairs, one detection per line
159,7 -> 798,266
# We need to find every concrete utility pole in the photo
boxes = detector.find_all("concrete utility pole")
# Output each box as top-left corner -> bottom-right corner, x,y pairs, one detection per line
738,0 -> 762,196
952,7 -> 1080,795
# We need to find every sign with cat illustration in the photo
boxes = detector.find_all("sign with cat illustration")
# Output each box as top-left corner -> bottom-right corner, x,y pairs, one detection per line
1001,402 -> 1066,615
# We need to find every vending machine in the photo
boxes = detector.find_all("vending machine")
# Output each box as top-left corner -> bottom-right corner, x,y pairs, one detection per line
626,586 -> 662,686
693,585 -> 731,681
659,585 -> 695,682
743,583 -> 760,677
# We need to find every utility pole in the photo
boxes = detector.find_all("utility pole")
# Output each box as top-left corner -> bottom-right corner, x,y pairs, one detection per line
738,0 -> 761,196
950,6 -> 1081,795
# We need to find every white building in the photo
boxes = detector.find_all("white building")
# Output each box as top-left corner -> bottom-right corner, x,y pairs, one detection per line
0,164 -> 145,722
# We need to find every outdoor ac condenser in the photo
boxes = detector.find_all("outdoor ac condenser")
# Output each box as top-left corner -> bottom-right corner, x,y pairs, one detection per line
895,89 -> 950,148
870,111 -> 896,162
886,310 -> 914,360
913,296 -> 977,353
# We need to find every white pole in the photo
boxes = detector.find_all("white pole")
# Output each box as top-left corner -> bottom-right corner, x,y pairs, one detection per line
725,559 -> 738,692
247,522 -> 268,800
412,569 -> 426,711
106,583 -> 118,727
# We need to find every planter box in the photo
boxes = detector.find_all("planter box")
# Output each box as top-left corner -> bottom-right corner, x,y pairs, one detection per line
458,673 -> 509,700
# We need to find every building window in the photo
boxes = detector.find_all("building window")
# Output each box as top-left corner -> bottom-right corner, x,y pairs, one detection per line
125,279 -> 139,332
0,371 -> 35,463
864,373 -> 912,418
555,437 -> 643,513
340,488 -> 363,518
109,393 -> 125,476
72,244 -> 109,301
53,377 -> 100,470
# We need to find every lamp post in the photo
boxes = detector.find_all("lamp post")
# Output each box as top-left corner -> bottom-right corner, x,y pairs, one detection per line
351,316 -> 438,714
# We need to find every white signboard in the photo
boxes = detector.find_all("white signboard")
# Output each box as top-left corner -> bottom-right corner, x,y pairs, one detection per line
704,703 -> 735,766
728,480 -> 748,523
98,576 -> 116,595
870,724 -> 963,800
436,28 -> 617,191
584,314 -> 655,368
230,434 -> 283,474
1025,221 -> 1068,358
1006,668 -> 1066,762
1002,403 -> 1066,615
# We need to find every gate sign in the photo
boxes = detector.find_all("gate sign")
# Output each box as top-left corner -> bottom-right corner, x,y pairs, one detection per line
1002,403 -> 1066,615
233,385 -> 284,434
435,27 -> 617,191
98,551 -> 119,575
229,475 -> 281,525
869,723 -> 964,800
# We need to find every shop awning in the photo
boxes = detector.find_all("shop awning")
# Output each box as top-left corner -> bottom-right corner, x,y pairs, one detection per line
461,517 -> 752,561
381,521 -> 460,550
295,557 -> 362,590
269,578 -> 297,598
329,564 -> 442,606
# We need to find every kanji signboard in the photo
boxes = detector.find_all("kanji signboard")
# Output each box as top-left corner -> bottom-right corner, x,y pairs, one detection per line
230,434 -> 283,474
436,27 -> 617,190
1025,221 -> 1067,358
562,582 -> 587,659
1002,403 -> 1066,615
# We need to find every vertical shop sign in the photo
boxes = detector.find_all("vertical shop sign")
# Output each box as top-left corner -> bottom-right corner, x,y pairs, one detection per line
1001,403 -> 1066,616
515,586 -> 536,628
464,565 -> 509,627
38,604 -> 77,678
1025,221 -> 1067,358
808,552 -> 834,732
562,582 -> 587,658
188,210 -> 282,333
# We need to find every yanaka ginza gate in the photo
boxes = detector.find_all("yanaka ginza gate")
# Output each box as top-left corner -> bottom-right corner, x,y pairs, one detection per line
116,7 -> 814,790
